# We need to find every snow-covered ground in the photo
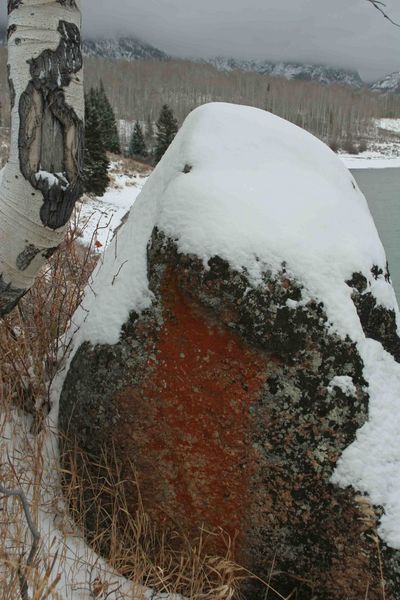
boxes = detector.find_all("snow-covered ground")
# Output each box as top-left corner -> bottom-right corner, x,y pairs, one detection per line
340,152 -> 400,170
75,167 -> 148,250
376,118 -> 400,134
340,119 -> 400,169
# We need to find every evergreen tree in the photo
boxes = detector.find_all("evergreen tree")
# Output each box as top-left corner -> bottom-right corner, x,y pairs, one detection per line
129,121 -> 148,158
154,104 -> 178,164
82,93 -> 109,196
93,81 -> 121,154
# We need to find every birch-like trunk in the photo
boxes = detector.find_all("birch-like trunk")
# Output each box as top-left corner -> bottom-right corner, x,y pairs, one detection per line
0,0 -> 84,316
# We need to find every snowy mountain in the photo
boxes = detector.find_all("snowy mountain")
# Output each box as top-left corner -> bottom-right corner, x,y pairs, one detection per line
82,37 -> 169,61
82,39 -> 364,87
0,30 -> 365,88
80,38 -> 363,88
201,57 -> 364,87
370,72 -> 400,94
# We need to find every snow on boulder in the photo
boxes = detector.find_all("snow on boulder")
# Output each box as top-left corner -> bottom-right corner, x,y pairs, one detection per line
57,103 -> 400,599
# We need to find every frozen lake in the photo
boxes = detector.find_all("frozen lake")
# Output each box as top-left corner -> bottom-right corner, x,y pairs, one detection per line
352,168 -> 400,302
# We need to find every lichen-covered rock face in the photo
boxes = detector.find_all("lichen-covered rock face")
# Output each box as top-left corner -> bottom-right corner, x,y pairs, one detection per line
59,228 -> 400,599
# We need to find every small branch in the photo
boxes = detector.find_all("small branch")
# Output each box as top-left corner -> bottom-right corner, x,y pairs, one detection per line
367,0 -> 400,27
0,483 -> 40,599
112,260 -> 128,286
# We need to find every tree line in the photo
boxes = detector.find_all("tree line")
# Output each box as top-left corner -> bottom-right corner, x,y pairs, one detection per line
1,49 -> 400,151
82,55 -> 400,149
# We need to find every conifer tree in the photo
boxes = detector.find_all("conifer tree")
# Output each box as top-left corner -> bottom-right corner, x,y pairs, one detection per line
129,121 -> 148,158
154,104 -> 179,164
83,93 -> 109,196
94,81 -> 121,154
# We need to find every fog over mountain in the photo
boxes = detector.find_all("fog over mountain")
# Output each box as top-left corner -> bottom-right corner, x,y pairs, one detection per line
1,0 -> 400,81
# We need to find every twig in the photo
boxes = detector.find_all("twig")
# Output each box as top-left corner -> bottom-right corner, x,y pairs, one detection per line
367,0 -> 400,27
0,482 -> 40,599
111,260 -> 128,286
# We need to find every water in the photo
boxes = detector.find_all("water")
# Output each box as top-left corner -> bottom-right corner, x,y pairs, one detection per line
352,168 -> 400,301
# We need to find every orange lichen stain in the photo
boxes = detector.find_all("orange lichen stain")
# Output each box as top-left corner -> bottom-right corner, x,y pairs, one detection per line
115,269 -> 267,550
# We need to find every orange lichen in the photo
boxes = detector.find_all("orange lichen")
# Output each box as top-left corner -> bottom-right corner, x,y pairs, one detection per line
115,269 -> 267,549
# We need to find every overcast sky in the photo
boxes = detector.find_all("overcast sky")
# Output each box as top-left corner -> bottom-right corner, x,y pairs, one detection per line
1,0 -> 400,81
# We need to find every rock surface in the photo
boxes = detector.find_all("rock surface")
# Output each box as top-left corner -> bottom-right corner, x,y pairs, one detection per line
57,103 -> 400,599
60,228 -> 400,599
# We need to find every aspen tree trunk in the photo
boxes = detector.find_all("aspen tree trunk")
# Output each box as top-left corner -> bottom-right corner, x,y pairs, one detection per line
0,0 -> 84,316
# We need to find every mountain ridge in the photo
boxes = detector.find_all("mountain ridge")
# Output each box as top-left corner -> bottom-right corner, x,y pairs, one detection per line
197,56 -> 364,87
3,30 -> 399,91
370,71 -> 400,94
81,37 -> 365,88
82,36 -> 169,61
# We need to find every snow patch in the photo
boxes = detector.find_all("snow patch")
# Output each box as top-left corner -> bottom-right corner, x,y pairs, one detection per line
375,118 -> 400,134
35,171 -> 69,189
340,154 -> 400,170
76,173 -> 147,250
71,103 -> 396,346
333,339 -> 400,548
327,376 -> 357,397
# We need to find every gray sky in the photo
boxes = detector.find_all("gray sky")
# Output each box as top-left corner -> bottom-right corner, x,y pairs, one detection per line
1,0 -> 400,81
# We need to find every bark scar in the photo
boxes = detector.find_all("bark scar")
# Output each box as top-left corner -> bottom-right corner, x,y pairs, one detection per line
57,0 -> 78,6
8,0 -> 23,15
18,20 -> 84,230
7,65 -> 16,110
0,274 -> 26,316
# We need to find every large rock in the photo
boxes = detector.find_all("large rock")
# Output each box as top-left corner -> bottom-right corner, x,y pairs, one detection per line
57,103 -> 400,599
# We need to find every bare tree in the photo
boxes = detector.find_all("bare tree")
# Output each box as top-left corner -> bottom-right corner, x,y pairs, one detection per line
367,0 -> 400,27
0,0 -> 84,316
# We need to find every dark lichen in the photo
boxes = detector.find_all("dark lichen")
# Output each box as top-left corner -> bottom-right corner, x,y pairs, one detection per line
347,270 -> 400,362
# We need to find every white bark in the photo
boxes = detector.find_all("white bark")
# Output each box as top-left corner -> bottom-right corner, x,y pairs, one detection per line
0,0 -> 84,315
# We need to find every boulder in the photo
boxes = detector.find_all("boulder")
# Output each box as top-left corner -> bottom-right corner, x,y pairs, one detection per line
57,103 -> 400,599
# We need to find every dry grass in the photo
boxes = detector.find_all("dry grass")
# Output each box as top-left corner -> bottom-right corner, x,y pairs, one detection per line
0,221 -> 278,599
60,442 -> 249,600
0,223 -> 98,599
108,155 -> 153,177
0,223 -> 97,423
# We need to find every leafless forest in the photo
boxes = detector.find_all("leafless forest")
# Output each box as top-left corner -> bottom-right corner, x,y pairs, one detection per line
0,49 -> 399,149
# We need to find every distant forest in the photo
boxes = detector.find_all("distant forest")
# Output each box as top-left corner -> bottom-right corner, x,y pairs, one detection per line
0,49 -> 399,150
